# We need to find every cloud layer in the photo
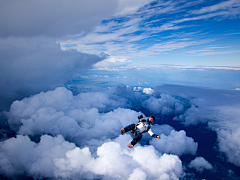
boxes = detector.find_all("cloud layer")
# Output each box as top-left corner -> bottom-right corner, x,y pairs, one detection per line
143,94 -> 185,115
0,134 -> 184,180
1,85 -> 201,179
150,130 -> 198,156
1,83 -> 240,179
155,84 -> 240,167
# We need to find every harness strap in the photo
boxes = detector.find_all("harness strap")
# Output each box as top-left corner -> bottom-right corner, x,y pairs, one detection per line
134,122 -> 150,133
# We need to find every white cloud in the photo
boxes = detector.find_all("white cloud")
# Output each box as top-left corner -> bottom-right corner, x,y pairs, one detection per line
1,84 -> 202,179
188,157 -> 213,172
210,105 -> 240,166
93,56 -> 132,69
145,39 -> 211,55
97,67 -> 120,71
191,0 -> 240,15
133,87 -> 143,92
217,129 -> 240,166
151,124 -> 175,136
143,94 -> 184,115
59,18 -> 143,55
0,135 -> 75,178
128,168 -> 147,180
155,84 -> 240,167
142,88 -> 154,95
174,105 -> 208,126
150,129 -> 198,156
127,146 -> 184,180
91,64 -> 240,71
5,87 -> 137,139
2,81 -> 240,179
0,134 -> 184,180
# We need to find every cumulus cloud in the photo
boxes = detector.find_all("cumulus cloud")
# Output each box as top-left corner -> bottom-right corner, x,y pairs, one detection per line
4,84 -> 200,159
133,87 -> 143,92
173,105 -> 209,126
155,84 -> 240,167
143,94 -> 184,115
188,157 -> 213,173
206,105 -> 240,167
142,88 -> 154,95
0,135 -> 76,178
150,129 -> 198,156
1,84 -> 203,179
5,82 -> 240,179
5,86 -> 138,143
137,124 -> 198,157
106,83 -> 146,106
128,168 -> 147,180
0,133 -> 184,179
0,37 -> 108,110
216,129 -> 240,167
4,84 -> 157,151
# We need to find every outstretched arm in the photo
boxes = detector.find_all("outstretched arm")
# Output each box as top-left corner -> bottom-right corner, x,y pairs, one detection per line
138,115 -> 146,119
148,128 -> 161,139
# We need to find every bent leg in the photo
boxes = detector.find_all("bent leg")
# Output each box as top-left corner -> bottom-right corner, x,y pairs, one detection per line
130,133 -> 142,146
124,124 -> 135,132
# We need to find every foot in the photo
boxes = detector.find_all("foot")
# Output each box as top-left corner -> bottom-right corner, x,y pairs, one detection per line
127,144 -> 134,148
121,128 -> 125,135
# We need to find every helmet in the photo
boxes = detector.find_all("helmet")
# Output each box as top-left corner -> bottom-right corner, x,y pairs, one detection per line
148,116 -> 155,123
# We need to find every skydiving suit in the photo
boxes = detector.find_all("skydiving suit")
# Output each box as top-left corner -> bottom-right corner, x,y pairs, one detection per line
123,115 -> 159,146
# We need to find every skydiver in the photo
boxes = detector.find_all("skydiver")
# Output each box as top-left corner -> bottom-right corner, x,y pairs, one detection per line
120,115 -> 161,148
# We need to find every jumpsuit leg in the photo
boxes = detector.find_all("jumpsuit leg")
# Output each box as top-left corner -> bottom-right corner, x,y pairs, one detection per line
130,133 -> 142,146
123,124 -> 142,146
123,124 -> 136,132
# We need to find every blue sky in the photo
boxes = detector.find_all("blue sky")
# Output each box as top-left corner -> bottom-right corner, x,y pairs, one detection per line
60,0 -> 240,69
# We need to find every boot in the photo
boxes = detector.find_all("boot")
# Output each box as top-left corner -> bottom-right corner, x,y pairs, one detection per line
120,128 -> 125,135
127,143 -> 133,148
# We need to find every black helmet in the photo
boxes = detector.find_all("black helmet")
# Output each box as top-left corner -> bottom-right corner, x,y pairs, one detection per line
148,116 -> 155,123
150,116 -> 155,121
